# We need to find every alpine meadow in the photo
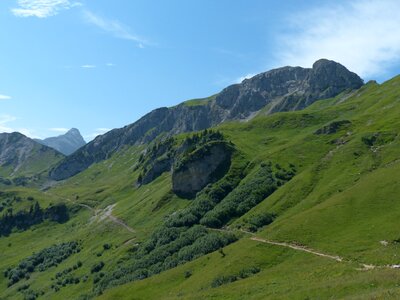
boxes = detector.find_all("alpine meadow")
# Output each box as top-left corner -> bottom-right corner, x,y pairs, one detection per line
1,1 -> 400,299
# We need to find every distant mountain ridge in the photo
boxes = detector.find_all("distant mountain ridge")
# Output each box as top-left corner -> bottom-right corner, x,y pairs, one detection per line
36,128 -> 86,156
50,59 -> 364,180
0,132 -> 64,179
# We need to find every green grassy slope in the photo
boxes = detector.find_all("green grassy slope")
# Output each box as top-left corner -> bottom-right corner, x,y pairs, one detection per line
2,77 -> 400,299
99,78 -> 400,299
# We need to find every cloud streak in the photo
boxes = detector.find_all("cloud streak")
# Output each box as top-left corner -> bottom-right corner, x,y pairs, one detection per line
83,10 -> 147,48
0,115 -> 17,132
12,0 -> 81,18
235,73 -> 256,84
49,127 -> 69,133
0,95 -> 12,100
81,64 -> 96,69
84,127 -> 111,140
276,0 -> 400,79
0,115 -> 42,139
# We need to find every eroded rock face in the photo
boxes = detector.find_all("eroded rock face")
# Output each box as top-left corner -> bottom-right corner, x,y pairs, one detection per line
172,142 -> 232,199
50,59 -> 363,181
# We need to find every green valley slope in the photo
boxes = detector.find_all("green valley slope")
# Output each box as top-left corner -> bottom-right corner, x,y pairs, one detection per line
2,75 -> 400,300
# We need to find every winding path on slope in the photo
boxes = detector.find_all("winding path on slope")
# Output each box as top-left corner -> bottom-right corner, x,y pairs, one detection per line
99,204 -> 135,233
250,236 -> 343,262
214,228 -> 400,270
45,191 -> 135,233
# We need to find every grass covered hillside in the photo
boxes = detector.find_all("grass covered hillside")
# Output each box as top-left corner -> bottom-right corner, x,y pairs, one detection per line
2,76 -> 400,299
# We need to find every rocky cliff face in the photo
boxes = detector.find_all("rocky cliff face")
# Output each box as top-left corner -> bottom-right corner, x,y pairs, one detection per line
36,128 -> 86,156
50,59 -> 363,180
172,141 -> 232,198
0,132 -> 64,178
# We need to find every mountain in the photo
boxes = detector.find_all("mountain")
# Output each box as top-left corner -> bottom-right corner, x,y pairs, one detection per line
50,59 -> 363,180
0,132 -> 64,180
36,128 -> 86,156
3,62 -> 400,300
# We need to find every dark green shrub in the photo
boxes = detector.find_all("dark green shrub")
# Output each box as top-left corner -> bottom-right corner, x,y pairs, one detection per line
103,244 -> 112,250
184,270 -> 192,278
211,266 -> 260,287
91,262 -> 105,273
6,241 -> 80,286
247,212 -> 277,232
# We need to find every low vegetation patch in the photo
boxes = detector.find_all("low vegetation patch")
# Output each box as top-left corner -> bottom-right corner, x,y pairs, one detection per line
361,132 -> 397,147
243,212 -> 277,232
5,241 -> 81,286
211,266 -> 261,288
94,225 -> 236,294
200,162 -> 294,228
51,261 -> 83,292
314,120 -> 352,135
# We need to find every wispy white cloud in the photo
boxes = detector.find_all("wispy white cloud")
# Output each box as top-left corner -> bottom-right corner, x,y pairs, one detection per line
0,94 -> 12,100
83,10 -> 147,48
0,115 -> 17,132
19,128 -> 42,139
0,115 -> 42,139
235,73 -> 256,84
84,128 -> 111,140
96,128 -> 111,132
12,0 -> 82,18
81,64 -> 96,69
277,0 -> 400,79
106,63 -> 115,67
49,127 -> 69,133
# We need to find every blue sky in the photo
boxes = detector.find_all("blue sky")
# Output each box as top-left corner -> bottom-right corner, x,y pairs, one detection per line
1,0 -> 400,140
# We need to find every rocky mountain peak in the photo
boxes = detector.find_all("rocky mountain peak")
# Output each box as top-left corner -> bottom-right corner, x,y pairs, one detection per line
36,128 -> 86,156
50,59 -> 364,181
66,128 -> 80,136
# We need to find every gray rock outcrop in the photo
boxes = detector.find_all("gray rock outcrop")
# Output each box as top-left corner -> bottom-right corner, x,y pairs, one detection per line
172,142 -> 232,198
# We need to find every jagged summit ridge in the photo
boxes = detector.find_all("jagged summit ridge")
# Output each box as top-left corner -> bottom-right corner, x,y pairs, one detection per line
50,59 -> 363,180
215,59 -> 363,119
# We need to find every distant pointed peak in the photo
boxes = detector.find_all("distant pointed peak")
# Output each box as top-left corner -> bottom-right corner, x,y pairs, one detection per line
65,128 -> 80,135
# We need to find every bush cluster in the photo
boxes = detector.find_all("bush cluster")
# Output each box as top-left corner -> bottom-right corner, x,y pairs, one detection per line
245,212 -> 277,232
50,261 -> 83,291
211,266 -> 261,287
94,225 -> 236,293
200,163 -> 294,228
5,241 -> 80,286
